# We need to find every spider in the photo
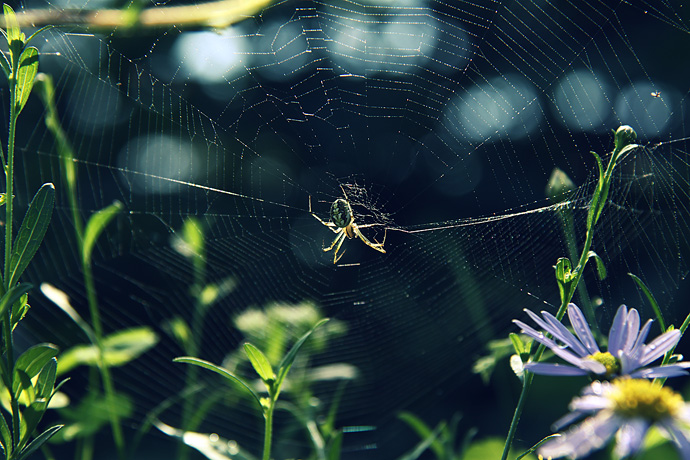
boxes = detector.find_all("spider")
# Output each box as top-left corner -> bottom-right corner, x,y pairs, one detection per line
310,187 -> 386,264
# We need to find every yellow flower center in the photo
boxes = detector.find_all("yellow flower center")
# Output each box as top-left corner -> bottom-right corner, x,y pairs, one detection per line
610,379 -> 684,421
588,351 -> 620,376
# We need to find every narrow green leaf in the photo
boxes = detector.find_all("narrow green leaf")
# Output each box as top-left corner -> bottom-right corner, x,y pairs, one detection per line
57,327 -> 158,375
587,151 -> 604,228
173,357 -> 262,410
3,5 -> 21,44
15,46 -> 38,114
0,408 -> 12,457
82,201 -> 122,265
24,25 -> 53,48
10,292 -> 29,328
274,318 -> 329,397
14,343 -> 59,379
515,434 -> 561,460
20,397 -> 52,447
554,257 -> 570,283
508,333 -> 524,356
629,273 -> 665,332
36,358 -> 57,399
244,343 -> 274,383
398,412 -> 443,459
15,425 -> 63,460
155,420 -> 258,460
0,50 -> 9,78
587,251 -> 607,280
397,417 -> 444,460
327,430 -> 343,460
14,368 -> 33,400
8,183 -> 55,287
0,282 -> 31,320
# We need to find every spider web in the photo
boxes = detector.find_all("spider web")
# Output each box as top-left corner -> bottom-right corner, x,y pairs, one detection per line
7,0 -> 690,457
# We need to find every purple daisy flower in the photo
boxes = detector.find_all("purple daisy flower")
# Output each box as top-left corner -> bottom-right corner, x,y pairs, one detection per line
513,303 -> 690,378
539,379 -> 690,459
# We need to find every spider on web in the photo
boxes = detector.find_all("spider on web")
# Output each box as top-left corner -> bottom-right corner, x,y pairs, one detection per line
310,185 -> 387,264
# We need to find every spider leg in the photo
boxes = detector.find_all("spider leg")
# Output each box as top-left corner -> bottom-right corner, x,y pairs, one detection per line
310,196 -> 341,234
352,225 -> 386,253
325,232 -> 347,263
323,231 -> 345,252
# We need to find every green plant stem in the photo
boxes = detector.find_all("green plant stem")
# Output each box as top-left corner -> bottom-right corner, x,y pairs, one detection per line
263,404 -> 274,460
82,245 -> 125,458
4,68 -> 18,452
500,137 -> 631,460
559,208 -> 593,327
177,259 -> 205,460
39,75 -> 125,459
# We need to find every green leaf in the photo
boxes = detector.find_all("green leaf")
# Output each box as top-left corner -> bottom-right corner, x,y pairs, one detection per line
629,273 -> 665,332
554,257 -> 572,303
36,358 -> 57,400
2,5 -> 21,45
274,318 -> 329,399
82,201 -> 122,266
24,25 -> 52,48
515,434 -> 560,460
14,343 -> 59,380
173,357 -> 263,410
243,343 -> 274,383
10,292 -> 29,328
15,425 -> 63,460
587,251 -> 607,280
162,316 -> 191,350
57,327 -> 158,375
154,420 -> 258,460
0,50 -> 9,78
327,430 -> 343,460
14,46 -> 38,114
8,183 -> 55,287
509,333 -> 525,357
52,393 -> 130,443
587,151 -> 604,229
398,412 -> 444,459
20,396 -> 53,447
14,368 -> 33,400
0,410 -> 11,457
0,282 -> 31,320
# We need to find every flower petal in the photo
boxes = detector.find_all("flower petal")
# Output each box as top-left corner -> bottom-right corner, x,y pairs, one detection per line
639,329 -> 681,366
542,309 -> 590,356
514,318 -> 607,373
614,418 -> 649,458
570,394 -> 612,412
539,411 -> 621,459
660,418 -> 690,460
524,362 -> 589,376
524,309 -> 586,356
607,304 -> 629,356
567,303 -> 599,354
621,308 -> 641,353
631,319 -> 652,355
630,363 -> 690,379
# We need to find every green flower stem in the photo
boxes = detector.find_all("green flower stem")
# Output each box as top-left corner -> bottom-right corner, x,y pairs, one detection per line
263,403 -> 274,460
36,73 -> 125,459
500,128 -> 637,460
83,259 -> 125,458
559,207 -> 594,330
177,300 -> 202,460
178,247 -> 206,460
4,61 -> 18,451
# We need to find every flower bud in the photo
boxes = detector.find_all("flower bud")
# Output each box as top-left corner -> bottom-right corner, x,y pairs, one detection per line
614,125 -> 637,151
546,168 -> 575,203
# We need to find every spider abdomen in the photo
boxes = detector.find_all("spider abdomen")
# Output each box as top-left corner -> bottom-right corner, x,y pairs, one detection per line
330,198 -> 353,229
